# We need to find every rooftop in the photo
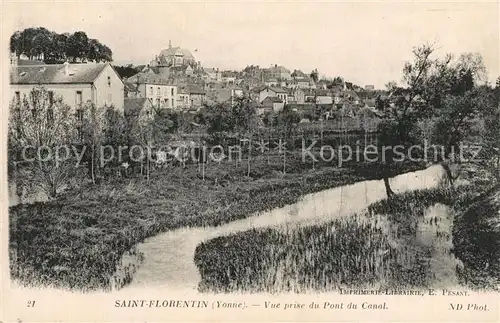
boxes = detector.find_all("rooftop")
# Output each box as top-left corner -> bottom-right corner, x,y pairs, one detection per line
124,97 -> 152,115
159,46 -> 195,59
263,96 -> 283,103
10,63 -> 109,84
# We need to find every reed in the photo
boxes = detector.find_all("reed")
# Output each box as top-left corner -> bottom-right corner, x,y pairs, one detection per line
9,155 -> 424,291
194,184 -> 493,293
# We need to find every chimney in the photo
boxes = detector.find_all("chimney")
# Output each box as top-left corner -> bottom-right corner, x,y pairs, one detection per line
64,61 -> 70,75
169,40 -> 172,49
10,53 -> 18,67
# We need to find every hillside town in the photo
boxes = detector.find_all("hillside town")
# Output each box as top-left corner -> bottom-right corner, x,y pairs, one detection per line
10,40 -> 385,133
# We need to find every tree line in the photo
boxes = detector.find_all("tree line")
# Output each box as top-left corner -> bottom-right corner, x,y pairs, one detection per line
10,27 -> 113,63
375,44 -> 499,196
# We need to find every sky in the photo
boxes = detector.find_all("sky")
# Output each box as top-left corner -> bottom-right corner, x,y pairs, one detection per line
4,0 -> 499,88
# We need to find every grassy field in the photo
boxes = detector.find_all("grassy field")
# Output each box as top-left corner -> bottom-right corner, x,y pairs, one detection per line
193,179 -> 494,293
9,151 -> 424,291
195,215 -> 429,293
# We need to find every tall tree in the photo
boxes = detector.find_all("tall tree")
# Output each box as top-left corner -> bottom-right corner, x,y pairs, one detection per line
8,86 -> 76,197
310,69 -> 319,83
80,101 -> 106,183
428,53 -> 488,184
66,31 -> 90,62
474,85 -> 500,182
232,97 -> 259,135
377,44 -> 436,197
10,28 -> 113,63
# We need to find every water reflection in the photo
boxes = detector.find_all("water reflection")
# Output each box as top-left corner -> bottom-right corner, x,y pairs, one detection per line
416,203 -> 462,287
119,165 -> 447,292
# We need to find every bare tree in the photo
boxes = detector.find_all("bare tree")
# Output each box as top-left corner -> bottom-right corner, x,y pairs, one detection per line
8,86 -> 77,198
80,101 -> 106,184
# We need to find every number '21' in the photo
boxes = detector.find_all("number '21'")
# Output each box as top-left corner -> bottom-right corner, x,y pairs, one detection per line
27,300 -> 36,307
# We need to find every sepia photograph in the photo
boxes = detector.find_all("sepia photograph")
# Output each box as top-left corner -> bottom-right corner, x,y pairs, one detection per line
1,0 -> 499,322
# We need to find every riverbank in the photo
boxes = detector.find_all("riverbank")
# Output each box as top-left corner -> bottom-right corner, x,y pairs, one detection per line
453,185 -> 500,290
9,154 -> 425,291
194,179 -> 494,293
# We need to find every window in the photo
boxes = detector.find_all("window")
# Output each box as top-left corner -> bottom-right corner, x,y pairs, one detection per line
156,98 -> 160,107
76,91 -> 82,107
148,86 -> 153,96
76,107 -> 84,140
157,87 -> 161,96
171,88 -> 174,96
107,76 -> 111,87
107,93 -> 112,104
15,91 -> 20,102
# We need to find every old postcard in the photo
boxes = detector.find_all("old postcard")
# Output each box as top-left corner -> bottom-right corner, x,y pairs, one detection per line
1,0 -> 499,322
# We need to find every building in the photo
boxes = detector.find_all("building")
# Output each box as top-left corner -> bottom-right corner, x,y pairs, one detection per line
222,76 -> 236,84
264,79 -> 279,87
188,85 -> 206,109
303,89 -> 316,103
210,86 -> 244,106
140,82 -> 178,110
344,90 -> 361,105
150,41 -> 197,67
365,85 -> 375,90
314,89 -> 333,104
124,82 -> 139,98
295,78 -> 312,89
258,86 -> 288,104
266,65 -> 291,81
10,62 -> 124,112
262,96 -> 284,113
124,97 -> 155,124
203,68 -> 222,82
169,65 -> 194,76
291,70 -> 312,89
127,73 -> 178,109
176,88 -> 190,109
293,88 -> 306,104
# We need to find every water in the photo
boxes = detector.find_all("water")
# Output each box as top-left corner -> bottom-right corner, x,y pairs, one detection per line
120,165 -> 446,292
416,203 -> 463,287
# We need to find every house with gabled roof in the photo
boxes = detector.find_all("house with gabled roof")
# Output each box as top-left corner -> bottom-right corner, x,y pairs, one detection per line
10,62 -> 124,112
265,65 -> 291,81
126,73 -> 178,109
262,96 -> 284,113
258,86 -> 288,104
203,68 -> 222,82
187,84 -> 206,108
124,97 -> 155,124
124,82 -> 139,98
